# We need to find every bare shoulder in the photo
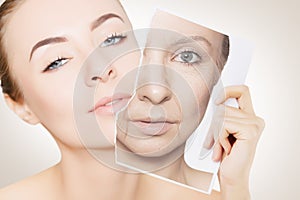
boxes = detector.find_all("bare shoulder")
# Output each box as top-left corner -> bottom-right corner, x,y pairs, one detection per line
0,165 -> 61,200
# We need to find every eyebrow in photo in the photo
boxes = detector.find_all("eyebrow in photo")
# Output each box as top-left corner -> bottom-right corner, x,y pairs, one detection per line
29,13 -> 124,61
171,35 -> 212,47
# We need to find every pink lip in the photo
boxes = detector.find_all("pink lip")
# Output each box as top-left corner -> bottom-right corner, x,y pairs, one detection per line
89,93 -> 131,115
130,120 -> 175,136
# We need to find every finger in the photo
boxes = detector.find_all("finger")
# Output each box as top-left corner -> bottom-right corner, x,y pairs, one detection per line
223,118 -> 263,142
215,85 -> 255,115
202,104 -> 226,150
215,105 -> 264,139
212,141 -> 223,162
199,121 -> 218,159
203,123 -> 216,149
215,104 -> 250,120
213,116 -> 264,160
218,127 -> 232,155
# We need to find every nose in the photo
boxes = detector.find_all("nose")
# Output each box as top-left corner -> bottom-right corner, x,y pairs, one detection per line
83,42 -> 121,87
137,84 -> 172,105
91,66 -> 117,82
85,64 -> 118,87
137,49 -> 173,105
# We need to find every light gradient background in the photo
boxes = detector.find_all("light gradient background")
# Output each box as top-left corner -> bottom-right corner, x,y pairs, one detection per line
0,0 -> 299,199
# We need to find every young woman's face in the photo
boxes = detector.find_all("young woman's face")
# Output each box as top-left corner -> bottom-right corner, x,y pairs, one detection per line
4,0 -> 139,149
116,11 -> 225,157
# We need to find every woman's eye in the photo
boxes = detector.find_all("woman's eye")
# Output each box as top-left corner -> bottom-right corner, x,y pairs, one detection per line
172,51 -> 202,65
100,33 -> 126,47
43,58 -> 69,72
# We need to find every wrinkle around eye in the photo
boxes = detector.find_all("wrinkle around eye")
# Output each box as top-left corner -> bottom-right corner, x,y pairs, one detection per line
172,50 -> 202,64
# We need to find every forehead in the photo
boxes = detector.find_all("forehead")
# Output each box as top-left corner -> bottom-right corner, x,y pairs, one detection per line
150,11 -> 224,48
6,0 -> 125,29
3,0 -> 127,60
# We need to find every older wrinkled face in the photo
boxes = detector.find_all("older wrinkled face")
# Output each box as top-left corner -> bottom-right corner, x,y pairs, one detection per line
4,0 -> 140,149
116,11 -> 225,158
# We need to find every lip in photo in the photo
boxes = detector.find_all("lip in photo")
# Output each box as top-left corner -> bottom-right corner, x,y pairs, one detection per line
89,93 -> 132,115
129,120 -> 176,136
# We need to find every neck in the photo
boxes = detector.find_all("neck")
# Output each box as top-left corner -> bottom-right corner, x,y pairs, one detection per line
154,151 -> 187,183
55,143 -> 139,200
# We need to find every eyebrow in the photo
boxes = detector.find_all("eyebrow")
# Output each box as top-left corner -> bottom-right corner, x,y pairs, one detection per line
172,35 -> 212,47
29,13 -> 124,61
90,13 -> 124,31
29,37 -> 67,61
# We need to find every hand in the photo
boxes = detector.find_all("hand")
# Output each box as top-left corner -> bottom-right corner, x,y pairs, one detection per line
203,85 -> 265,199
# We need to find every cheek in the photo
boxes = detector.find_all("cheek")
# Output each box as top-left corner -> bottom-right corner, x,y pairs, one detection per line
20,70 -> 77,135
174,79 -> 210,145
195,86 -> 210,117
193,79 -> 211,116
182,72 -> 212,121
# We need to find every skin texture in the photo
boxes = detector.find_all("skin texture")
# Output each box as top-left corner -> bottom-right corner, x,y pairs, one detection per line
115,11 -> 224,191
115,11 -> 265,195
0,0 -> 264,200
117,11 -> 223,156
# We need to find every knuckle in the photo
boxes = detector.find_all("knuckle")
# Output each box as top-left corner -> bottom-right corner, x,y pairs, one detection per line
251,124 -> 263,140
240,85 -> 249,93
248,126 -> 258,137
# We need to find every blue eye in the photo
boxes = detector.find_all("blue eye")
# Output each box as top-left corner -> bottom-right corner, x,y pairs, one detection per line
43,58 -> 69,72
100,33 -> 126,47
172,50 -> 202,65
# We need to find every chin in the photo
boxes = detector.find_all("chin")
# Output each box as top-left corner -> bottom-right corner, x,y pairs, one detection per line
122,138 -> 185,158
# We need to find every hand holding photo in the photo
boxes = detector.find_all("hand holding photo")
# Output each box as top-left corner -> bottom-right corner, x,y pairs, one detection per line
115,10 -> 253,194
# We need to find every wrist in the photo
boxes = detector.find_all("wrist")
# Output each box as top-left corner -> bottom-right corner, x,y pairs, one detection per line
220,180 -> 251,200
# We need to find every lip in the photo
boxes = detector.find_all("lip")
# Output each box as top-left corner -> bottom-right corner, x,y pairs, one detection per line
89,93 -> 131,115
130,120 -> 176,136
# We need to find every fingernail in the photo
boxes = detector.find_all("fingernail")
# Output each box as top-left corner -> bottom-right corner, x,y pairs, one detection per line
199,147 -> 212,160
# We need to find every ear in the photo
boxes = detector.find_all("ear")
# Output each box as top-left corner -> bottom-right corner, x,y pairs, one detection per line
4,94 -> 40,125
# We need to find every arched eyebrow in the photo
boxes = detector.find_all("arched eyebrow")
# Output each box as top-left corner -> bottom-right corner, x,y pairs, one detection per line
90,13 -> 124,31
29,37 -> 68,61
29,13 -> 124,61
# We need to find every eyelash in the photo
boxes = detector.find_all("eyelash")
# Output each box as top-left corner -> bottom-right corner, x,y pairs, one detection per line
42,33 -> 126,72
43,57 -> 70,72
171,49 -> 202,66
100,32 -> 127,47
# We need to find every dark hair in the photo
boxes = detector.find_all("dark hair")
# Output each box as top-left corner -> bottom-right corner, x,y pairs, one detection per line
219,35 -> 230,70
0,0 -> 24,102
